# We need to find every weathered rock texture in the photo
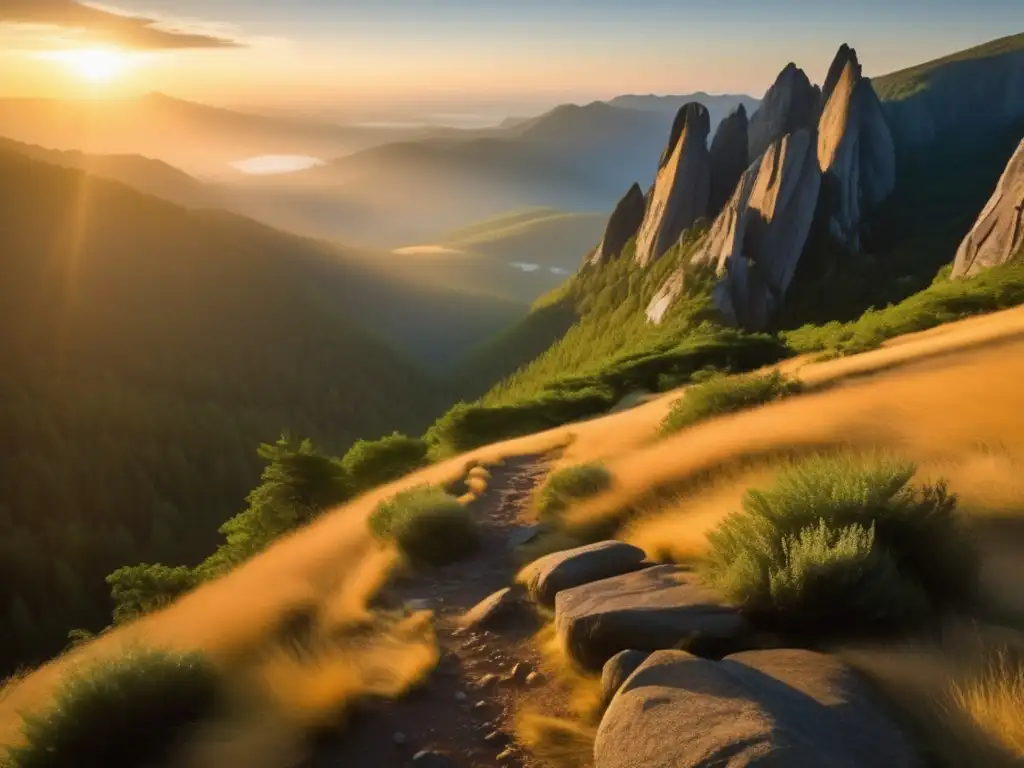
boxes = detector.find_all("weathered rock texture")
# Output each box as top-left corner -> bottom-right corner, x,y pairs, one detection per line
952,138 -> 1024,278
817,45 -> 897,251
649,128 -> 822,330
747,63 -> 820,161
518,540 -> 647,608
634,103 -> 712,267
595,649 -> 922,768
554,565 -> 748,672
589,183 -> 646,265
601,650 -> 650,705
709,105 -> 750,218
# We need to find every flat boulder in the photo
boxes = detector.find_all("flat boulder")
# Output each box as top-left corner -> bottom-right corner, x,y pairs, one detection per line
518,540 -> 647,608
952,137 -> 1024,278
595,649 -> 921,768
458,586 -> 525,630
554,564 -> 748,672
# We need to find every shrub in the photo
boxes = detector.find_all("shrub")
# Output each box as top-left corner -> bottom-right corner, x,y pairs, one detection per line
341,432 -> 429,493
3,648 -> 222,768
660,370 -> 804,435
369,486 -> 479,566
536,463 -> 612,522
106,564 -> 198,626
783,261 -> 1024,357
701,455 -> 979,636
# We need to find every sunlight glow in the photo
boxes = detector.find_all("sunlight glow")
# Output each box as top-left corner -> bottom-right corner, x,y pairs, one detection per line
47,49 -> 130,84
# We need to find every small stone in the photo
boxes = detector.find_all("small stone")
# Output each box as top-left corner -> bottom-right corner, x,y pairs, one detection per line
454,691 -> 468,702
525,671 -> 544,686
476,674 -> 499,690
473,700 -> 489,712
412,750 -> 456,767
404,598 -> 431,612
392,732 -> 408,746
510,662 -> 532,682
484,730 -> 511,747
496,748 -> 517,762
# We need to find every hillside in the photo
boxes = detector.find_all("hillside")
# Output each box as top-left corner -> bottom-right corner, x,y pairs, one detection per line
0,136 -> 216,208
606,92 -> 761,128
3,305 -> 1024,766
0,148 -> 522,675
0,93 -> 449,177
873,32 -> 1024,148
454,34 -> 1024,401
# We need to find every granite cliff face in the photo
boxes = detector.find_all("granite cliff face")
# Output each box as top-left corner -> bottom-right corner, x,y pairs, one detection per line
817,46 -> 896,251
952,138 -> 1024,278
708,106 -> 750,219
747,64 -> 820,161
648,129 -> 822,330
634,103 -> 712,268
589,183 -> 646,265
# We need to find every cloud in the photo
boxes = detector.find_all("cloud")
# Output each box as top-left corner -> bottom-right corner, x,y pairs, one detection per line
0,0 -> 243,49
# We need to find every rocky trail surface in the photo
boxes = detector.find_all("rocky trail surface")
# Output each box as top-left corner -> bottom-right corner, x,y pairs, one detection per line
313,455 -> 584,768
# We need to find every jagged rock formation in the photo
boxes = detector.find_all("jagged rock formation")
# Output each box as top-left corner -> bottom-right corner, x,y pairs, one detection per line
589,183 -> 646,265
708,105 -> 749,218
952,138 -> 1024,278
634,103 -> 712,267
648,129 -> 822,330
747,63 -> 820,161
817,45 -> 897,251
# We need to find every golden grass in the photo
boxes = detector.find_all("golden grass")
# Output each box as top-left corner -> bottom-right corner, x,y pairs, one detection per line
5,305 -> 1024,763
842,625 -> 1024,767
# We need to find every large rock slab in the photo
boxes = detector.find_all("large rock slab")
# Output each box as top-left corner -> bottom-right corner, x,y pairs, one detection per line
649,128 -> 821,330
709,105 -> 750,218
554,564 -> 748,672
817,45 -> 896,252
595,649 -> 921,768
634,102 -> 712,267
747,63 -> 820,161
952,137 -> 1024,278
518,541 -> 647,608
589,183 -> 646,266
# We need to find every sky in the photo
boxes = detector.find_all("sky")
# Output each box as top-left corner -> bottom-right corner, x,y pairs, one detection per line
1,0 -> 1022,121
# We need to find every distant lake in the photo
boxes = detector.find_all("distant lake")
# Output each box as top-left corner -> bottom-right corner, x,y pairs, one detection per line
230,155 -> 324,175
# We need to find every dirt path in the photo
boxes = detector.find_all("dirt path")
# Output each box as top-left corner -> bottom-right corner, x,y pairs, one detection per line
314,455 -> 580,768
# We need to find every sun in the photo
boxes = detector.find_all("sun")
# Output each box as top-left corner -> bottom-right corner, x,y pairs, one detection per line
52,49 -> 130,84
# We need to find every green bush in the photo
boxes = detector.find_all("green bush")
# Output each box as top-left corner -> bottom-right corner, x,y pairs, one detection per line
784,261 -> 1024,357
106,564 -> 198,626
536,463 -> 613,522
341,432 -> 429,492
369,486 -> 479,566
425,387 -> 616,458
3,648 -> 222,768
660,370 -> 804,435
701,455 -> 979,637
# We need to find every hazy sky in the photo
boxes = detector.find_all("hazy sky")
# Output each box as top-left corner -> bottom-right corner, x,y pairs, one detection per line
2,0 -> 1022,118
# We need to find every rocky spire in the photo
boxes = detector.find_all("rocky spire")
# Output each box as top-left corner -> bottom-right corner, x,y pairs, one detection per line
589,183 -> 646,266
633,102 -> 711,268
817,44 -> 896,252
952,138 -> 1024,278
708,105 -> 750,219
648,129 -> 822,330
747,63 -> 820,161
821,43 -> 857,106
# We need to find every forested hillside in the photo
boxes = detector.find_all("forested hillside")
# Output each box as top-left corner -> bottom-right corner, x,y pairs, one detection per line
0,150 -> 448,674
